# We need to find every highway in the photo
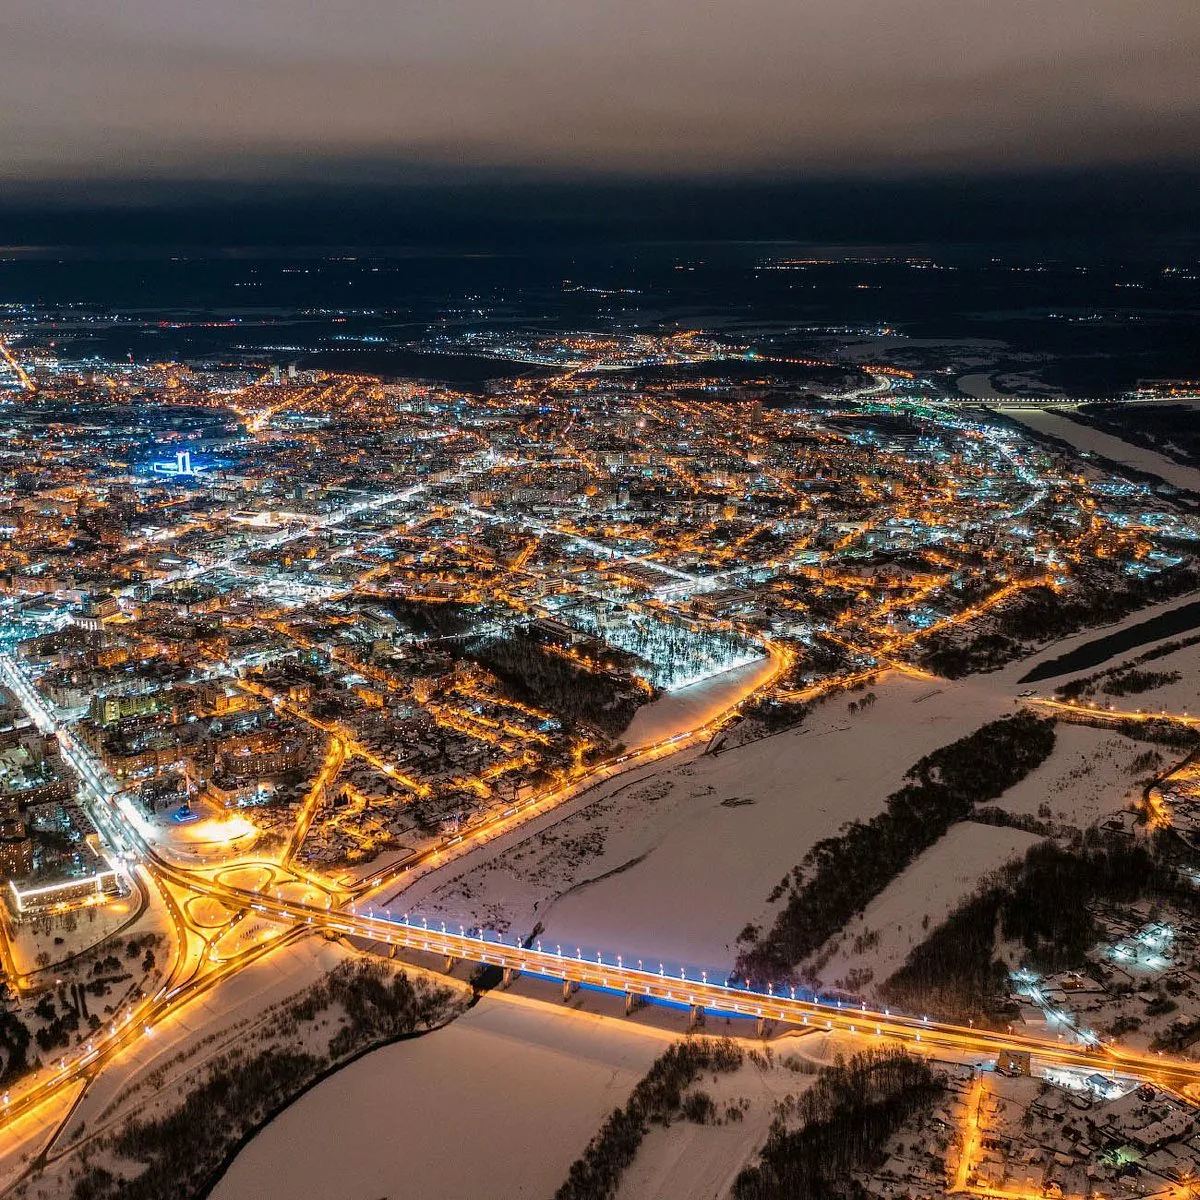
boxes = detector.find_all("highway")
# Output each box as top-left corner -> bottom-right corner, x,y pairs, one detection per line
4,642 -> 1200,1137
128,893 -> 1200,1099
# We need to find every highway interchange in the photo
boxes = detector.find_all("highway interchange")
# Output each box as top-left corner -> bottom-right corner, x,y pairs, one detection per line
4,638 -> 1200,1151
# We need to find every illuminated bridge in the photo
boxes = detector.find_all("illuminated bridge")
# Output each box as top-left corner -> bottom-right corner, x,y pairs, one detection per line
212,893 -> 1200,1098
4,649 -> 1200,1136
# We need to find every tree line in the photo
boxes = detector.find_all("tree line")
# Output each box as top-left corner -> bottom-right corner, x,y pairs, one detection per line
555,1036 -> 744,1200
735,713 -> 1057,985
732,1049 -> 943,1200
881,831 -> 1174,1022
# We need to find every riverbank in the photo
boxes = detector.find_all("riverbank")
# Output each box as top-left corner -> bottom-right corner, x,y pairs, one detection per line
212,994 -> 664,1200
997,406 -> 1200,494
1021,597 -> 1200,682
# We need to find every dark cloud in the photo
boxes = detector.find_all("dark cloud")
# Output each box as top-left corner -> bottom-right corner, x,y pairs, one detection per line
2,0 -> 1198,182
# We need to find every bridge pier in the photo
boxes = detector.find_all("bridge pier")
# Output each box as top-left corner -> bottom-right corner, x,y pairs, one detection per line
502,966 -> 518,987
562,979 -> 579,1002
756,1015 -> 769,1038
690,1004 -> 705,1029
624,991 -> 647,1016
443,955 -> 456,973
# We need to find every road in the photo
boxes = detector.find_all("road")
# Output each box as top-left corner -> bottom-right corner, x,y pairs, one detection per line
0,335 -> 34,394
3,644 -> 1200,1139
163,900 -> 1200,1098
1026,695 -> 1198,728
352,635 -> 793,898
151,482 -> 428,589
281,735 -> 346,864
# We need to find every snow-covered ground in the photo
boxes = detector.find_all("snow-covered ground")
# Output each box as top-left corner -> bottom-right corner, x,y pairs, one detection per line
6,885 -> 161,977
5,936 -> 477,1200
51,937 -> 361,1154
621,654 -> 777,751
1040,637 -> 1200,717
213,992 -> 665,1200
810,717 -> 1151,997
147,801 -> 260,865
837,335 -> 1004,364
958,371 -> 1063,399
993,723 -> 1148,826
404,674 -> 1009,972
615,1044 -> 817,1200
0,1083 -> 83,1196
957,372 -> 1004,399
999,407 -> 1200,493
812,822 -> 1045,996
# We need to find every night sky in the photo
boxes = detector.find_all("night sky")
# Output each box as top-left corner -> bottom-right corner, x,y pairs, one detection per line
6,0 -> 1199,180
2,1 -> 1198,245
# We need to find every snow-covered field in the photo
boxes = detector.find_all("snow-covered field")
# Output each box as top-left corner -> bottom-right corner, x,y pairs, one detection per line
6,885 -> 161,976
813,822 -> 1045,996
621,654 -> 777,750
993,723 -> 1148,826
213,993 -> 664,1200
405,674 -> 1009,972
615,1044 -> 818,1200
958,372 -> 1062,399
53,937 -> 361,1153
809,717 -> 1152,997
837,335 -> 1004,365
999,407 -> 1200,493
957,372 -> 1004,399
1041,637 -> 1200,717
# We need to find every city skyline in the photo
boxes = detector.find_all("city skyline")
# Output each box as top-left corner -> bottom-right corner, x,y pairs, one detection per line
0,253 -> 1199,1196
1,7 -> 1199,1198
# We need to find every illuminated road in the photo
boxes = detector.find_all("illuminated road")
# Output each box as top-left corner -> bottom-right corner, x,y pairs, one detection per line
0,638 -> 791,1127
282,735 -> 346,863
0,334 -> 35,394
352,635 -> 794,897
153,482 -> 428,588
161,900 -> 1200,1097
952,1073 -> 986,1192
0,916 -> 306,1132
1025,695 -> 1198,728
462,502 -> 696,582
4,644 -> 1200,1140
830,371 -> 893,402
